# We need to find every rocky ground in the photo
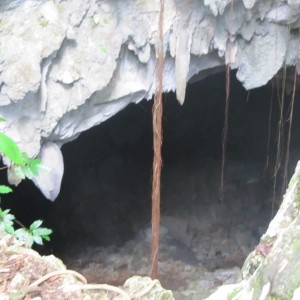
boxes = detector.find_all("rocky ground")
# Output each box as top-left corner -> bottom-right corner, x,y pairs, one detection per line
58,159 -> 276,299
61,226 -> 241,299
0,231 -> 174,299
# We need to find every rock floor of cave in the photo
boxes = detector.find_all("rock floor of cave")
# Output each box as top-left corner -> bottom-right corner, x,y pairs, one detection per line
56,158 -> 276,300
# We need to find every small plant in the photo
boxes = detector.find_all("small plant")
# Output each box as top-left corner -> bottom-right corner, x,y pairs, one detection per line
267,296 -> 282,300
39,18 -> 49,28
99,44 -> 108,53
14,219 -> 52,247
227,289 -> 239,300
0,118 -> 52,247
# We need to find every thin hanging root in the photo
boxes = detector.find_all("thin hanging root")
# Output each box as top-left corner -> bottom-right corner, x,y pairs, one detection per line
151,0 -> 164,280
246,90 -> 251,102
269,0 -> 280,218
219,0 -> 233,203
271,66 -> 286,217
281,71 -> 296,193
264,79 -> 274,178
220,64 -> 230,203
273,23 -> 293,207
282,25 -> 299,195
63,284 -> 131,300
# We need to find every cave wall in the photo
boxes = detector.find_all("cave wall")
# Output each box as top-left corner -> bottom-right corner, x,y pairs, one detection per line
2,66 -> 300,298
6,71 -> 295,250
0,0 -> 300,199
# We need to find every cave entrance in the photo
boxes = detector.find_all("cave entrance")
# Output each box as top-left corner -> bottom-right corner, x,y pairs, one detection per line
5,71 -> 300,298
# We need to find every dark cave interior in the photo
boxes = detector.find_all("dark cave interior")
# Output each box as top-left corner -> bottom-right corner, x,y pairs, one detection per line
2,71 -> 300,277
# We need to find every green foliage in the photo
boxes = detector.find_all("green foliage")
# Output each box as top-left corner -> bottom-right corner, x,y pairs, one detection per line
0,208 -> 52,247
227,289 -> 239,300
267,296 -> 282,300
99,44 -> 108,53
0,127 -> 52,247
12,153 -> 41,180
294,184 -> 300,210
14,220 -> 52,248
39,20 -> 49,27
0,132 -> 24,165
0,208 -> 15,234
92,15 -> 108,27
0,185 -> 12,194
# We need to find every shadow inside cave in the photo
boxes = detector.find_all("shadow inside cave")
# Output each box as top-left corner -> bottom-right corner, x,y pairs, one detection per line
3,71 -> 300,298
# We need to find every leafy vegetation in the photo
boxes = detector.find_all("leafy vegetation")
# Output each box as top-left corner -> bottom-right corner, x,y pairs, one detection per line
267,296 -> 282,300
39,19 -> 49,27
0,121 -> 52,247
227,289 -> 239,300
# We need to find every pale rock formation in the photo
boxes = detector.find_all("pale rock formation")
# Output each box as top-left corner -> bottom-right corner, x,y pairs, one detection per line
205,162 -> 300,300
0,0 -> 299,199
31,141 -> 63,200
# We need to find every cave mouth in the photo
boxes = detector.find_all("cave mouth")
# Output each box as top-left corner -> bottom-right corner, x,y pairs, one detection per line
3,71 -> 300,296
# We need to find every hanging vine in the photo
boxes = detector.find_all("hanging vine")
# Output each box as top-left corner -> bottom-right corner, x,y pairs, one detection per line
281,23 -> 300,199
220,0 -> 234,203
151,0 -> 164,280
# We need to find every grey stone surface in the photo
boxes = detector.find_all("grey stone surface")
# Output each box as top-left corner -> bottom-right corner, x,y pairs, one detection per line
205,162 -> 300,299
31,142 -> 64,201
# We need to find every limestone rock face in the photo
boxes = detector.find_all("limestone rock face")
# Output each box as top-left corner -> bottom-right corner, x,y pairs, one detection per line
205,162 -> 300,300
0,0 -> 299,199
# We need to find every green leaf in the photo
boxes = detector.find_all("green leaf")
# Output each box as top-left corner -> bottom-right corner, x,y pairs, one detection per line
42,235 -> 51,242
5,224 -> 14,234
29,220 -> 43,231
33,227 -> 52,236
33,235 -> 43,245
29,158 -> 41,175
11,166 -> 26,180
39,20 -> 49,27
0,118 -> 6,122
14,228 -> 34,247
0,133 -> 24,165
1,210 -> 15,224
16,155 -> 41,179
0,185 -> 12,194
2,209 -> 11,215
99,44 -> 108,53
22,166 -> 34,179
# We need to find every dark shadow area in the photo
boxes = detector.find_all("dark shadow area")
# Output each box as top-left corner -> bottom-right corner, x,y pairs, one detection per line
2,71 -> 300,294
